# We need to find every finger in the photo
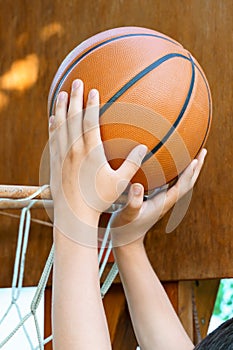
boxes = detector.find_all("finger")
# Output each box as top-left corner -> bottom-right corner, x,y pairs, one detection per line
51,91 -> 68,132
49,91 -> 68,156
172,158 -> 197,198
196,148 -> 207,161
192,148 -> 207,183
159,185 -> 179,217
67,79 -> 84,141
177,158 -> 198,186
164,149 -> 207,209
48,115 -> 56,153
110,184 -> 144,232
49,115 -> 55,130
83,89 -> 101,148
161,161 -> 195,211
115,145 -> 148,189
120,183 -> 144,221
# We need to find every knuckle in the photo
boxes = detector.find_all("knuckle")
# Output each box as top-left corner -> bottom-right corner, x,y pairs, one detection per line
49,123 -> 56,133
70,142 -> 82,156
50,119 -> 63,132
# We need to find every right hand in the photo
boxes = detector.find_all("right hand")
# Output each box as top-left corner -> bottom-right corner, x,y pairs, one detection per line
110,148 -> 207,247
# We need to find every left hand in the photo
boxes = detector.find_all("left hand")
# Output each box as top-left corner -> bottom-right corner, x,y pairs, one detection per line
49,79 -> 147,244
110,148 -> 207,247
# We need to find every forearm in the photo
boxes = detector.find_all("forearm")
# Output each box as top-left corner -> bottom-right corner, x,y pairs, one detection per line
113,242 -> 194,350
52,227 -> 111,350
49,80 -> 147,350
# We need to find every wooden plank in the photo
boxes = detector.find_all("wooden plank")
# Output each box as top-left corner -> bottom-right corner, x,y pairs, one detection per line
0,185 -> 51,199
44,287 -> 53,350
144,0 -> 233,280
0,0 -> 233,287
193,279 -> 220,343
103,283 -> 137,348
178,281 -> 194,341
163,281 -> 178,313
0,199 -> 52,209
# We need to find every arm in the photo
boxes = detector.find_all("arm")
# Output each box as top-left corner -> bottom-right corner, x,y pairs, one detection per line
111,150 -> 207,350
49,80 -> 147,350
53,228 -> 111,349
114,242 -> 194,350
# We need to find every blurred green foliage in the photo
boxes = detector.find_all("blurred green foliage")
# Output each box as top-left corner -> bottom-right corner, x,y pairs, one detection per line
213,279 -> 233,320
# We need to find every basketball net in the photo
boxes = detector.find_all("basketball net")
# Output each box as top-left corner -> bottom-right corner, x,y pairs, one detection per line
0,184 -> 119,349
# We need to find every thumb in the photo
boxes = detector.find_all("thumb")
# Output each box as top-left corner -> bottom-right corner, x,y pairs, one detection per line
122,183 -> 144,219
116,144 -> 147,188
111,183 -> 144,229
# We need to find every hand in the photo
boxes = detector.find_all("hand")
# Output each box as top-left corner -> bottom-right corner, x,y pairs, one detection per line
49,79 -> 147,243
110,148 -> 207,247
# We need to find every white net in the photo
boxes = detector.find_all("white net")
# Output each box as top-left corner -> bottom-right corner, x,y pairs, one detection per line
0,185 -> 119,349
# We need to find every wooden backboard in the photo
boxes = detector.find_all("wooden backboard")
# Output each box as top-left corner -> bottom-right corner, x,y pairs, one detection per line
0,0 -> 232,287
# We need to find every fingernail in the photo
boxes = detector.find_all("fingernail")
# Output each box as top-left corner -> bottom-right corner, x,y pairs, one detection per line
72,79 -> 81,90
58,91 -> 67,101
89,89 -> 98,99
133,185 -> 142,196
203,149 -> 207,157
138,145 -> 148,158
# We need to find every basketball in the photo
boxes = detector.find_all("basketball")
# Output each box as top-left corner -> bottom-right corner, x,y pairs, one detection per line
48,26 -> 212,193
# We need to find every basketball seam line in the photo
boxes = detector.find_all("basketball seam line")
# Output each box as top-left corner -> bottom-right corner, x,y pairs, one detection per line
100,53 -> 189,115
193,65 -> 212,153
50,35 -> 211,165
143,54 -> 195,161
50,33 -> 181,115
99,53 -> 195,162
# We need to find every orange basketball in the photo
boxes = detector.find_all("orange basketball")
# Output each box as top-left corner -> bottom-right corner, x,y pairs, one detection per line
48,26 -> 212,193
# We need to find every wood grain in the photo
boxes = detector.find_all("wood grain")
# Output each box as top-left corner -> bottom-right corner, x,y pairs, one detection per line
0,0 -> 232,285
178,281 -> 194,341
0,185 -> 51,199
3,2 -> 230,347
193,279 -> 220,342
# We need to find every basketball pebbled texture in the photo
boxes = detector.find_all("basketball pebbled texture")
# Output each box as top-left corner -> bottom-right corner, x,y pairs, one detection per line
48,26 -> 212,192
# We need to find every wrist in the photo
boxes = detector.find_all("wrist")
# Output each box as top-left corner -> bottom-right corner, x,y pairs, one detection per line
112,239 -> 147,273
110,222 -> 146,248
53,201 -> 100,247
112,237 -> 145,254
54,199 -> 100,225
